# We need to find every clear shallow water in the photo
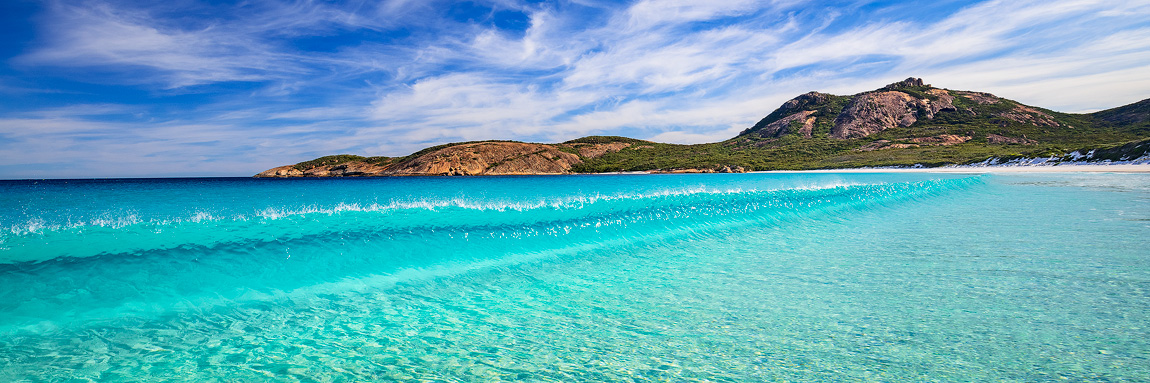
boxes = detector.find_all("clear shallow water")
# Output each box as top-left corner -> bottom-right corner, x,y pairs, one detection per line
0,173 -> 1147,381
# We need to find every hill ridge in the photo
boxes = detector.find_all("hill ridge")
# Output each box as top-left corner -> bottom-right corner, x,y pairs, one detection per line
257,78 -> 1150,176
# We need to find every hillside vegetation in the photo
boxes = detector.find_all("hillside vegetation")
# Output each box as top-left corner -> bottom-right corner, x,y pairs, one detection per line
257,78 -> 1150,177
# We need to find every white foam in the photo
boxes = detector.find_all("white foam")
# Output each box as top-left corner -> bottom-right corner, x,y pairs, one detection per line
3,182 -> 884,237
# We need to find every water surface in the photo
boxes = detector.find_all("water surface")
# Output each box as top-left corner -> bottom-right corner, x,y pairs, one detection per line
1,173 -> 1147,381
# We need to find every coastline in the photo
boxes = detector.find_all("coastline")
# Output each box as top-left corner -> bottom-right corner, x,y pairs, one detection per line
243,163 -> 1150,178
588,164 -> 1145,175
757,164 -> 1150,174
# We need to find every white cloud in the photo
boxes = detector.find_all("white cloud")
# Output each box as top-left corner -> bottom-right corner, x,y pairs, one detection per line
623,0 -> 773,30
3,0 -> 1149,178
365,0 -> 1150,148
16,2 -> 286,87
0,114 -> 396,178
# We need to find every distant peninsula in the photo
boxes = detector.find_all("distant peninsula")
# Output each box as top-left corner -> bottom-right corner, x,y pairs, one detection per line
256,78 -> 1150,177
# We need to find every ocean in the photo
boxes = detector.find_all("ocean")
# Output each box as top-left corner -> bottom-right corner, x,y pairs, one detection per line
0,172 -> 1147,381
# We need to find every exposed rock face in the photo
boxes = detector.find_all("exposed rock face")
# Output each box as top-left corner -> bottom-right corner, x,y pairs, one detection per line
857,134 -> 972,151
653,165 -> 746,174
302,162 -> 392,177
997,105 -> 1060,127
755,110 -> 817,138
832,91 -> 921,139
859,141 -> 920,151
653,168 -> 715,174
255,162 -> 392,177
882,77 -> 926,90
780,91 -> 829,111
256,77 -> 1146,175
257,165 -> 304,177
887,143 -> 919,149
954,91 -> 1000,105
923,89 -> 957,118
857,140 -> 892,151
908,134 -> 971,145
741,92 -> 829,137
987,134 -> 1037,145
830,81 -> 957,139
564,142 -> 632,159
744,77 -> 1057,143
718,165 -> 747,173
386,142 -> 581,176
256,142 -> 585,177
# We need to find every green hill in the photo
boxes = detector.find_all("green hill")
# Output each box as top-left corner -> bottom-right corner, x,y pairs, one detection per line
257,78 -> 1150,177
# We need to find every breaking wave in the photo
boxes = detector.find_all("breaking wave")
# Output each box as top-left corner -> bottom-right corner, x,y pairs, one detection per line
0,179 -> 977,264
0,176 -> 983,333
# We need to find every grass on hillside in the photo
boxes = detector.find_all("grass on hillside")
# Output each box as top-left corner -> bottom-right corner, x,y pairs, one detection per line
285,89 -> 1149,173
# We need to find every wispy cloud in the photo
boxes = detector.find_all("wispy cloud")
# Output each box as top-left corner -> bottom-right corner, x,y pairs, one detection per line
17,2 -> 282,87
1,0 -> 1148,178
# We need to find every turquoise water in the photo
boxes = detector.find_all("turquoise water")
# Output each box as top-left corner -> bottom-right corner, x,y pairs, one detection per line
0,173 -> 1147,381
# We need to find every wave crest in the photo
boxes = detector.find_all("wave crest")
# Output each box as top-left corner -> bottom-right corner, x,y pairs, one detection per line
0,178 -> 979,265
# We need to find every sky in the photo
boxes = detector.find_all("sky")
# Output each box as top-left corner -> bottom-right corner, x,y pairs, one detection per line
1,0 -> 1149,179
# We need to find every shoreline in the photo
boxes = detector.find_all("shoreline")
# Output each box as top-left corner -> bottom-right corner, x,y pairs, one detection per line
8,164 -> 1149,181
755,164 -> 1150,174
589,163 -> 1150,175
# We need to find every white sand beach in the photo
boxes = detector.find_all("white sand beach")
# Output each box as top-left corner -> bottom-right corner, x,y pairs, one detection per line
761,164 -> 1150,174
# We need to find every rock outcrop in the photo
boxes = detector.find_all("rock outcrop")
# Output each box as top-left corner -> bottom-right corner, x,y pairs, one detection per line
908,134 -> 971,145
922,89 -> 957,118
311,162 -> 391,177
386,142 -> 580,176
830,78 -> 958,139
997,105 -> 1060,127
257,165 -> 304,177
653,165 -> 747,174
779,91 -> 830,112
256,160 -> 392,177
986,134 -> 1037,145
777,76 -> 1122,156
256,78 -> 1150,175
258,141 -> 595,177
565,142 -> 632,158
882,77 -> 926,90
756,110 -> 817,138
858,134 -> 972,151
741,92 -> 830,137
832,91 -> 921,139
954,91 -> 1000,105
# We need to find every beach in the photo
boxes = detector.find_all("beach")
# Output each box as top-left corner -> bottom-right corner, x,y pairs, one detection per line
764,164 -> 1150,174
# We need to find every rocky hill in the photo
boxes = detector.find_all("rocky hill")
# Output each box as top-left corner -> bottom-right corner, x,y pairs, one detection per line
256,78 -> 1150,176
256,139 -> 640,177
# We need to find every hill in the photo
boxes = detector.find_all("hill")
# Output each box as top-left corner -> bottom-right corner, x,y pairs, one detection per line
256,78 -> 1150,177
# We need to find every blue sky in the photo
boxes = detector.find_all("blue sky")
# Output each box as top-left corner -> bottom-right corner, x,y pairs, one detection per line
1,0 -> 1148,178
